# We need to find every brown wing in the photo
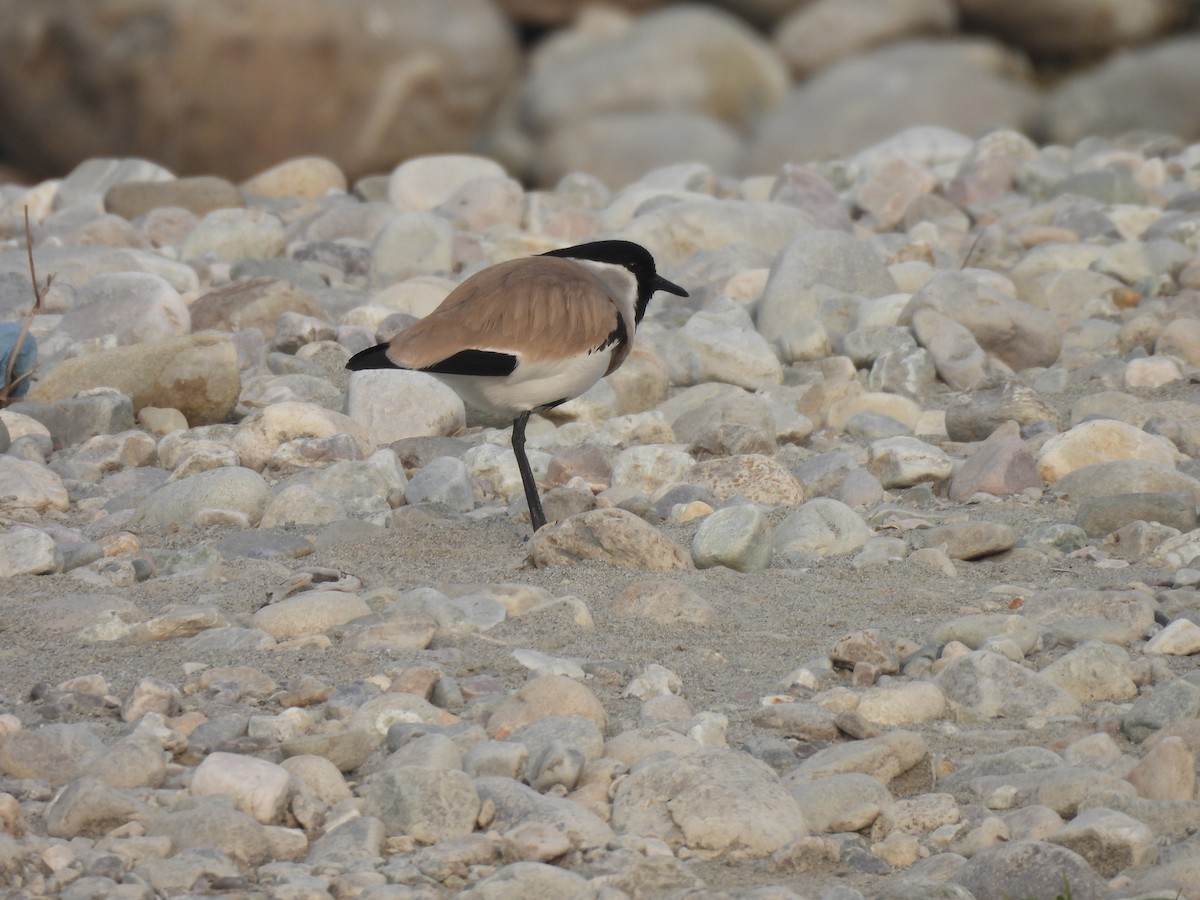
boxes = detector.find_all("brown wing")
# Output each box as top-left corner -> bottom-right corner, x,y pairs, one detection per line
385,257 -> 625,369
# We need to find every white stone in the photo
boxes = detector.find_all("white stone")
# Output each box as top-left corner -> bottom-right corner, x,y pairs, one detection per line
0,528 -> 62,577
0,457 -> 70,513
611,445 -> 695,499
1145,618 -> 1200,656
344,370 -> 466,445
191,751 -> 292,824
867,436 -> 953,488
1038,419 -> 1180,483
233,402 -> 373,472
856,681 -> 947,727
388,154 -> 508,211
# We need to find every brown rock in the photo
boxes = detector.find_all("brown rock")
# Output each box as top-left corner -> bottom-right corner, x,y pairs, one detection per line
527,508 -> 691,572
104,177 -> 244,219
692,454 -> 806,505
949,433 -> 1041,501
0,0 -> 520,181
189,278 -> 328,338
486,674 -> 607,739
1127,736 -> 1197,802
30,334 -> 240,425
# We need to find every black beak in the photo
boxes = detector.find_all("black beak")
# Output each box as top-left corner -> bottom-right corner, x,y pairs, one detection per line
654,275 -> 688,298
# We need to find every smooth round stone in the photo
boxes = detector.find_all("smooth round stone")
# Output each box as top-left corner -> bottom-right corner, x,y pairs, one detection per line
1075,490 -> 1197,538
56,270 -> 189,348
900,270 -> 1061,373
757,230 -> 898,343
949,434 -> 1042,501
344,369 -> 466,446
610,445 -> 696,499
932,614 -> 1039,656
528,508 -> 691,571
1038,420 -> 1179,483
1125,356 -> 1185,389
131,466 -> 270,530
370,211 -> 454,285
935,651 -> 1082,719
252,592 -> 372,640
867,436 -> 953,488
233,402 -> 372,472
388,154 -> 508,211
404,456 -> 475,513
0,457 -> 69,514
856,682 -> 947,728
785,772 -> 893,834
31,333 -> 240,426
612,748 -> 808,856
104,175 -> 244,218
691,504 -> 774,572
486,674 -> 607,741
0,527 -> 62,576
1145,618 -> 1200,656
1053,460 -> 1200,506
662,307 -> 783,389
182,207 -> 285,262
241,156 -> 347,200
774,498 -> 871,562
909,306 -> 991,391
55,157 -> 174,209
214,529 -> 314,561
912,522 -> 1016,560
1039,641 -> 1138,704
191,752 -> 291,824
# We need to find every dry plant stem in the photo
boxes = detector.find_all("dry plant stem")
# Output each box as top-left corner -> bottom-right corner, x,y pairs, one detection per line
0,206 -> 49,405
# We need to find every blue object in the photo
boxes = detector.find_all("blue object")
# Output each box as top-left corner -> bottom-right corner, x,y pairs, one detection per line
0,321 -> 37,398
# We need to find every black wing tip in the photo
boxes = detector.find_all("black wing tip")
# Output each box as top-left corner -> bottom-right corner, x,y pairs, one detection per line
346,343 -> 402,371
423,349 -> 518,377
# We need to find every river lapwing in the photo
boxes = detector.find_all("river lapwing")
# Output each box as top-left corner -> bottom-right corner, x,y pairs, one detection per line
347,239 -> 688,531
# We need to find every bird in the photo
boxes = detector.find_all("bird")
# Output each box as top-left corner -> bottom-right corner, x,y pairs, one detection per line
346,239 -> 688,532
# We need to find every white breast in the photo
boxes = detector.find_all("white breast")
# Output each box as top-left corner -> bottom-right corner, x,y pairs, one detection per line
431,345 -> 616,419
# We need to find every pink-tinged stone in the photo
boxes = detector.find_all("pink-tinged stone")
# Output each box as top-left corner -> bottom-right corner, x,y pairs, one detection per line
950,434 -> 1042,501
1127,736 -> 1196,801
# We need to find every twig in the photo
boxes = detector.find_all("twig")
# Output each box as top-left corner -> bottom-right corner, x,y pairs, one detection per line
0,206 -> 49,406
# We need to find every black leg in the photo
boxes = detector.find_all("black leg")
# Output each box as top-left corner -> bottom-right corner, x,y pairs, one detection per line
512,411 -> 546,531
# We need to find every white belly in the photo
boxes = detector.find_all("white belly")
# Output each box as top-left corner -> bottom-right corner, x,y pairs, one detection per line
432,348 -> 614,419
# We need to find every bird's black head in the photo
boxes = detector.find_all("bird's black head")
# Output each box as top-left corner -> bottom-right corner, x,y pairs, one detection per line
542,240 -> 688,322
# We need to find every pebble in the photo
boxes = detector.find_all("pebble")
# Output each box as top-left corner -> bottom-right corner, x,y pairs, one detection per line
30,333 -> 241,426
611,748 -> 809,857
1038,419 -> 1180,483
181,207 -> 285,262
344,369 -> 466,446
773,498 -> 872,563
0,527 -> 62,576
131,466 -> 270,529
912,521 -> 1016,560
691,503 -> 774,572
935,651 -> 1083,719
1145,617 -> 1200,656
191,752 -> 292,824
867,436 -> 953,488
527,508 -> 691,571
10,114 -> 1200,899
252,592 -> 372,641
